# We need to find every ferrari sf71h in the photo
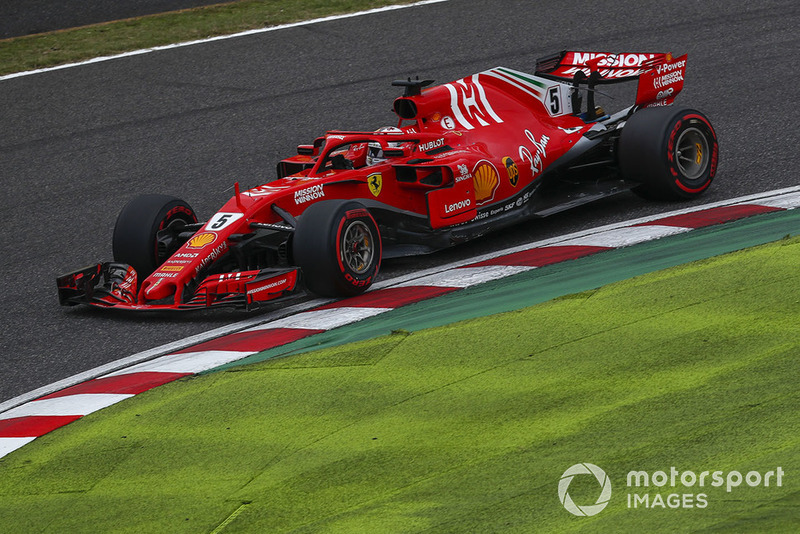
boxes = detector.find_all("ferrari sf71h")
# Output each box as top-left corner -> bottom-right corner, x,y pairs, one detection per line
58,50 -> 718,311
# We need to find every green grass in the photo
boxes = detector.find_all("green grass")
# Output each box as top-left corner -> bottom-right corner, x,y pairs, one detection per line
0,0 -> 421,76
1,235 -> 798,532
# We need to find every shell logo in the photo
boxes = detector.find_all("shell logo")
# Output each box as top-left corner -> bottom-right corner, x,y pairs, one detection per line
473,161 -> 500,205
187,232 -> 217,249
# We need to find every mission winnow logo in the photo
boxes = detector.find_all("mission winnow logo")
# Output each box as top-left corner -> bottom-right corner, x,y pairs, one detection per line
558,463 -> 785,516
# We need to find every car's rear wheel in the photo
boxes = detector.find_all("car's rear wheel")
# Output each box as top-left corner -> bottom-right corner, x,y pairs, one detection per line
112,194 -> 197,279
619,106 -> 718,200
293,200 -> 381,298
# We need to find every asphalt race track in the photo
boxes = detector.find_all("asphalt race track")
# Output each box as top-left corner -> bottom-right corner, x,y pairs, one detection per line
1,0 -> 798,404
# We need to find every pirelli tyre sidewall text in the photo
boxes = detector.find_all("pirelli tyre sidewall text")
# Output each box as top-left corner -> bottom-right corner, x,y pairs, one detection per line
619,106 -> 719,200
293,200 -> 382,298
112,194 -> 198,280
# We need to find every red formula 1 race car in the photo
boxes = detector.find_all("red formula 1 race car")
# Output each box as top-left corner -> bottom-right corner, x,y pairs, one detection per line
57,51 -> 718,311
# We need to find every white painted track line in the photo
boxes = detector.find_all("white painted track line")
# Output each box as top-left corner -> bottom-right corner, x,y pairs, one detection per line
0,438 -> 36,457
247,306 -> 392,331
0,394 -> 133,419
107,350 -> 256,376
0,1 -> 449,82
398,265 -> 534,288
557,225 -> 691,248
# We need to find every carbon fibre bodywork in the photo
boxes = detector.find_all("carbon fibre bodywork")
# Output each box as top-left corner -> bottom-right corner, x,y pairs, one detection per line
57,51 -> 717,311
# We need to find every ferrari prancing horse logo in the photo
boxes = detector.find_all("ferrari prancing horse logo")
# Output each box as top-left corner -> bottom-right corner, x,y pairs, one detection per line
368,172 -> 382,197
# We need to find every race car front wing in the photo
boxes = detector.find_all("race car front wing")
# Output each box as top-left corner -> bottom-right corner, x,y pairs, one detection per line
56,263 -> 300,311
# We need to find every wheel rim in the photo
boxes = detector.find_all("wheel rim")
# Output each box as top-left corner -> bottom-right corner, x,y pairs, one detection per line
675,127 -> 709,181
341,220 -> 375,274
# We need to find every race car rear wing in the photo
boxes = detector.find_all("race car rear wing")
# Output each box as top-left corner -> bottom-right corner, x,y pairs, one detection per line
535,51 -> 669,83
535,50 -> 688,112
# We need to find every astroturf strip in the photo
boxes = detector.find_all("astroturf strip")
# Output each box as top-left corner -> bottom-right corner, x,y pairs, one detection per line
0,234 -> 798,532
210,206 -> 800,371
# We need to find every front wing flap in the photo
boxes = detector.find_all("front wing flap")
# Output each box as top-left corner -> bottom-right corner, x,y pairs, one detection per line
56,263 -> 300,311
57,263 -> 137,307
185,268 -> 299,310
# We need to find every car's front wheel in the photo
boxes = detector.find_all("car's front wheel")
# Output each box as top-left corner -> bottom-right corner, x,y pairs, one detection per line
112,194 -> 197,279
619,106 -> 718,200
293,200 -> 382,298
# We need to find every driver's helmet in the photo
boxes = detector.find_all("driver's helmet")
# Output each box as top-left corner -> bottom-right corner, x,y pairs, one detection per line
366,126 -> 403,165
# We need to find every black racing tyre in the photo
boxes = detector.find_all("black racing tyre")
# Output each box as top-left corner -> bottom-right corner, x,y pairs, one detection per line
112,194 -> 197,279
619,106 -> 718,200
293,200 -> 382,298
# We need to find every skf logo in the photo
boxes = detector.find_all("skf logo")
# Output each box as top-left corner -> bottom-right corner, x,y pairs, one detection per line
368,173 -> 382,197
503,156 -> 519,187
187,232 -> 217,249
